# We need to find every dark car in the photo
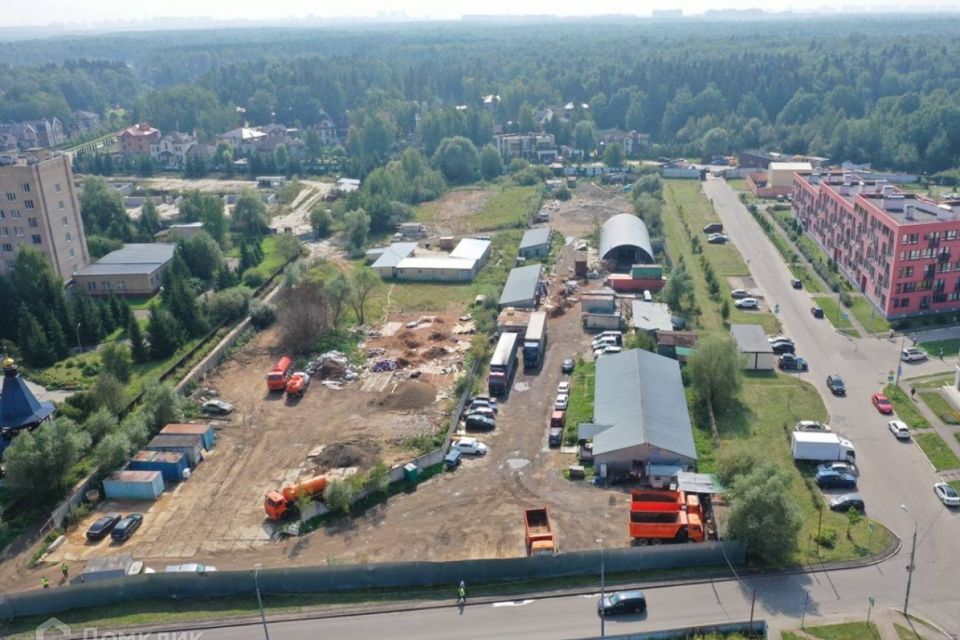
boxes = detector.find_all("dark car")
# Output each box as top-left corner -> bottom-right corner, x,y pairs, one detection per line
791,278 -> 803,289
811,306 -> 825,318
826,374 -> 846,396
111,513 -> 144,542
444,448 -> 462,470
778,354 -> 809,371
86,513 -> 122,541
598,590 -> 647,617
815,470 -> 857,489
829,493 -> 865,513
561,358 -> 575,374
770,340 -> 796,355
465,414 -> 496,430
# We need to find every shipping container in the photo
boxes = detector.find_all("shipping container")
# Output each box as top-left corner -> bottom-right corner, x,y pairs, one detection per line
103,470 -> 165,501
128,449 -> 189,483
583,312 -> 623,330
77,554 -> 135,584
146,434 -> 204,467
160,423 -> 216,450
631,264 -> 664,279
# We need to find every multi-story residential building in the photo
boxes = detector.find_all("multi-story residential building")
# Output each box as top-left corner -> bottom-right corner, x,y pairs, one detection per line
150,131 -> 197,169
28,118 -> 65,148
793,170 -> 960,320
0,152 -> 89,280
117,123 -> 161,156
495,133 -> 558,163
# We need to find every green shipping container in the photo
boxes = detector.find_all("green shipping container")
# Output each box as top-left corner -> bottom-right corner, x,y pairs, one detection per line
631,264 -> 664,279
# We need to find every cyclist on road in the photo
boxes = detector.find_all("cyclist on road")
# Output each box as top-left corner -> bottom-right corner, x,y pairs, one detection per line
457,581 -> 466,605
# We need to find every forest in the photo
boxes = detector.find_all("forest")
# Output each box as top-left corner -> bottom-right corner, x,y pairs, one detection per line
2,16 -> 960,174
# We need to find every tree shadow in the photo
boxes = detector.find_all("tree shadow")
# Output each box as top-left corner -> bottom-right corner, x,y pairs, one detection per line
736,572 -> 820,618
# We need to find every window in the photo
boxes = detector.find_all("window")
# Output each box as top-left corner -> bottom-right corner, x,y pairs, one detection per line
898,266 -> 914,278
101,281 -> 111,290
9,209 -> 20,219
54,183 -> 61,193
68,247 -> 74,257
5,193 -> 15,202
1,243 -> 11,252
13,227 -> 23,237
0,210 -> 4,219
20,183 -> 30,193
948,230 -> 958,241
5,260 -> 13,269
23,200 -> 34,210
0,228 -> 6,236
65,232 -> 71,242
87,282 -> 96,291
62,216 -> 68,226
28,217 -> 38,228
58,201 -> 64,211
31,234 -> 41,244
117,281 -> 126,290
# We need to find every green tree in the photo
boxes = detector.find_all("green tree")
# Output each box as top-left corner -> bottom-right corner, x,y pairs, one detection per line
137,196 -> 161,238
603,142 -> 625,168
480,144 -> 503,181
323,272 -> 352,327
141,383 -> 185,431
181,231 -> 224,281
310,206 -> 333,239
179,192 -> 227,244
349,265 -> 380,326
727,464 -> 802,564
147,307 -> 182,359
17,309 -> 55,367
82,407 -> 118,443
93,431 -> 134,472
100,342 -> 132,383
274,143 -> 290,175
3,417 -> 90,502
344,208 -> 370,258
702,127 -> 731,158
232,188 -> 267,237
517,103 -> 536,133
203,286 -> 251,324
323,479 -> 356,514
688,334 -> 743,417
715,442 -> 764,487
662,261 -> 692,311
305,129 -> 322,159
127,316 -> 148,363
275,234 -> 304,262
80,176 -> 130,239
433,136 -> 480,185
90,373 -> 126,414
366,461 -> 391,494
70,294 -> 103,346
573,120 -> 597,154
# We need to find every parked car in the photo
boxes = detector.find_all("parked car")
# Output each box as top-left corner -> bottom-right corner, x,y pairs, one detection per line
465,414 -> 496,431
164,563 -> 217,573
795,420 -> 831,433
465,405 -> 496,419
444,448 -> 462,470
735,298 -> 759,310
826,374 -> 846,396
703,222 -> 723,234
594,345 -> 622,359
791,278 -> 803,289
469,395 -> 498,408
111,513 -> 144,542
555,394 -> 570,410
454,437 -> 488,456
815,470 -> 857,489
871,393 -> 894,414
557,381 -> 571,394
592,336 -> 620,350
707,233 -> 729,244
934,482 -> 960,506
730,289 -> 750,299
818,461 -> 858,477
888,420 -> 911,440
767,335 -> 792,344
561,358 -> 575,374
598,590 -> 647,617
770,340 -> 796,355
778,354 -> 809,371
468,400 -> 497,415
829,493 -> 865,513
901,347 -> 928,362
202,399 -> 234,415
811,306 -> 825,318
86,514 -> 122,541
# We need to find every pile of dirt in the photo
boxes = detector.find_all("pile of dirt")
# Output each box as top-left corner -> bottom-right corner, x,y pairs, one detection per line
423,346 -> 449,359
428,332 -> 446,342
403,336 -> 421,348
313,441 -> 379,471
379,380 -> 438,410
318,359 -> 347,379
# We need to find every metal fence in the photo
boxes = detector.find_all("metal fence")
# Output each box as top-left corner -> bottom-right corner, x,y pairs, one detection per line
0,542 -> 745,620
577,620 -> 768,640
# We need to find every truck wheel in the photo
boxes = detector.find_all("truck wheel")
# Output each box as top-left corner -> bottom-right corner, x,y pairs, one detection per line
651,539 -> 662,546
637,539 -> 650,546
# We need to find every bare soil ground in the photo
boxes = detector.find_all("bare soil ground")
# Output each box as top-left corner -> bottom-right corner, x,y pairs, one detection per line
547,181 -> 633,238
415,188 -> 494,235
111,176 -> 261,193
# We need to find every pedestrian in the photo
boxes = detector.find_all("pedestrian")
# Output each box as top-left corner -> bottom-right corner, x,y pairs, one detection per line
457,580 -> 466,605
911,386 -> 916,401
940,348 -> 944,360
40,576 -> 49,589
60,562 -> 69,580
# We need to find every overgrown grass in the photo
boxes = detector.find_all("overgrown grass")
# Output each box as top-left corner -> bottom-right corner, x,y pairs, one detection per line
849,296 -> 891,334
883,384 -> 930,429
919,338 -> 960,358
812,295 -> 860,337
563,359 -> 595,445
919,391 -> 960,425
243,235 -> 288,280
803,621 -> 881,640
469,185 -> 541,232
726,178 -> 748,192
914,432 -> 960,471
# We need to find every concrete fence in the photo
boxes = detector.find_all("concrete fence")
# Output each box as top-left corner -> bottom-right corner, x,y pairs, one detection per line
581,620 -> 768,640
0,542 -> 745,620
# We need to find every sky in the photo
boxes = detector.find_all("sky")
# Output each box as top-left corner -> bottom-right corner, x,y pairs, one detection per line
1,0 -> 951,29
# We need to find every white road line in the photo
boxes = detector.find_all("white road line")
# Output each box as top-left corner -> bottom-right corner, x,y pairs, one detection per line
491,599 -> 536,607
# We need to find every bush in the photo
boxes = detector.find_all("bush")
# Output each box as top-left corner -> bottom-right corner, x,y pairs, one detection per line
242,269 -> 266,288
250,301 -> 277,330
816,528 -> 838,548
323,479 -> 356,514
81,363 -> 100,377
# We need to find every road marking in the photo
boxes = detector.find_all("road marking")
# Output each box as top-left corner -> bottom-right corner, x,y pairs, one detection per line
492,599 -> 535,607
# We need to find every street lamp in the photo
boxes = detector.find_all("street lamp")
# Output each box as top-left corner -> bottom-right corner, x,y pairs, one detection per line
254,563 -> 271,640
901,504 -> 918,617
75,322 -> 82,353
597,537 -> 605,638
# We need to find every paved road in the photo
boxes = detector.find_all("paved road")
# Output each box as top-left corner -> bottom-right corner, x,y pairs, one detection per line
134,178 -> 960,639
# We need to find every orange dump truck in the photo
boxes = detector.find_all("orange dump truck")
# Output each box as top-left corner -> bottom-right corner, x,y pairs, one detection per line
524,507 -> 557,556
628,489 -> 705,545
285,372 -> 310,397
264,475 -> 328,521
266,356 -> 293,392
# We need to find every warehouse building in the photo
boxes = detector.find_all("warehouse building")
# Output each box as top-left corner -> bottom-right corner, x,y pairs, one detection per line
731,324 -> 774,371
368,242 -> 418,277
394,257 -> 477,282
499,263 -> 544,309
449,237 -> 492,266
630,301 -> 673,334
518,227 -> 551,259
599,214 -> 654,270
72,243 -> 176,297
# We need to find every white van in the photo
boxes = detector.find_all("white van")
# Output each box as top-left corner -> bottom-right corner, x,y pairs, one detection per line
643,290 -> 653,302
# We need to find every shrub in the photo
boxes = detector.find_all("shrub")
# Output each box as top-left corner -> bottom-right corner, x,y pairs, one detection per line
81,363 -> 100,377
250,301 -> 277,330
323,479 -> 356,514
816,528 -> 838,548
242,269 -> 266,288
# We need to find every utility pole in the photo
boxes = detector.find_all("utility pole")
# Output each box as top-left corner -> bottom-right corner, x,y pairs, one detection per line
597,538 -> 605,638
254,563 -> 271,640
901,505 -> 918,617
75,323 -> 82,353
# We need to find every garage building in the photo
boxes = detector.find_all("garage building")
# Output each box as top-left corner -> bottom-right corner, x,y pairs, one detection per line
599,214 -> 654,270
587,349 -> 697,476
395,257 -> 477,282
518,227 -> 551,259
499,263 -> 543,309
368,242 -> 418,278
731,324 -> 774,371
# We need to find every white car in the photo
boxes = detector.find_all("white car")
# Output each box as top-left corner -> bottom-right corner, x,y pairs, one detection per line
735,298 -> 759,310
165,563 -> 217,573
731,289 -> 750,299
934,482 -> 960,506
593,345 -> 622,359
465,405 -> 496,419
888,420 -> 910,440
901,347 -> 927,362
592,336 -> 620,349
555,394 -> 570,410
454,438 -> 488,456
557,381 -> 571,394
767,335 -> 792,344
795,420 -> 831,433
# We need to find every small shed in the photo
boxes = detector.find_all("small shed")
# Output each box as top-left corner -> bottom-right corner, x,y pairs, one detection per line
499,264 -> 543,309
128,449 -> 189,483
581,290 -> 617,314
79,554 -> 134,583
730,324 -> 774,371
103,470 -> 165,501
161,423 -> 216,450
146,433 -> 204,467
518,227 -> 551,259
656,331 -> 699,364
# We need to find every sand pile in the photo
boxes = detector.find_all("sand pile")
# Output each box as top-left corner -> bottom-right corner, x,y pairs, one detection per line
379,380 -> 438,410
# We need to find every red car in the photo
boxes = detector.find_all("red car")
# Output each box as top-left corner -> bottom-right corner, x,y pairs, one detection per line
872,393 -> 894,414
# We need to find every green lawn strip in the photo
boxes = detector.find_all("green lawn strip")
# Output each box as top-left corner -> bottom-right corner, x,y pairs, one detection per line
726,178 -> 748,192
245,235 -> 286,279
918,391 -> 960,425
563,360 -> 595,445
894,622 -> 924,640
469,185 -> 541,232
905,372 -> 955,389
919,338 -> 960,358
949,479 -> 960,495
780,633 -> 804,640
812,295 -> 860,337
713,374 -> 890,563
883,384 -> 930,429
913,432 -> 960,471
848,297 -> 891,334
804,621 -> 881,640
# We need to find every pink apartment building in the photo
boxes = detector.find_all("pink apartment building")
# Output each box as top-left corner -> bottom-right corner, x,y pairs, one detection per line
793,170 -> 960,320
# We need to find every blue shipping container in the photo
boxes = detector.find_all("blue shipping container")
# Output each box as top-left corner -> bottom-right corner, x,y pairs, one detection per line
103,470 -> 164,501
160,423 -> 216,450
146,434 -> 204,467
128,449 -> 189,483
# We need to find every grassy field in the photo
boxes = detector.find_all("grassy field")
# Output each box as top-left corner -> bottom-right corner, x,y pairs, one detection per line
894,622 -> 924,640
243,235 -> 288,280
919,338 -> 960,358
726,178 -> 748,192
919,391 -> 960,424
563,360 -> 595,445
803,621 -> 881,640
470,185 -> 541,232
914,432 -> 960,471
849,296 -> 891,334
884,384 -> 930,429
812,295 -> 860,337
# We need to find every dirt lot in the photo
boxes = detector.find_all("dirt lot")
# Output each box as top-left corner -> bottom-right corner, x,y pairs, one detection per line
547,181 -> 633,238
415,188 -> 495,235
111,176 -> 262,193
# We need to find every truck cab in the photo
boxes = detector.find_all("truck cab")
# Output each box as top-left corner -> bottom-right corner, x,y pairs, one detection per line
548,411 -> 565,447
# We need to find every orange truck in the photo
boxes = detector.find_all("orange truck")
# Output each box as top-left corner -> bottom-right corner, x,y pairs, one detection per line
264,475 -> 328,521
285,372 -> 310,397
628,489 -> 705,545
266,356 -> 293,392
524,507 -> 557,556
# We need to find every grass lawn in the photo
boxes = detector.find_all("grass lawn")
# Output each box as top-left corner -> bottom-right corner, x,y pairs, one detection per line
812,295 -> 860,337
849,296 -> 891,334
563,360 -> 595,445
894,622 -> 924,640
726,178 -> 748,192
243,235 -> 288,280
913,432 -> 960,471
905,372 -> 955,389
919,338 -> 960,358
804,621 -> 881,640
422,184 -> 542,233
949,479 -> 960,494
123,295 -> 157,311
919,391 -> 960,425
884,384 -> 930,429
